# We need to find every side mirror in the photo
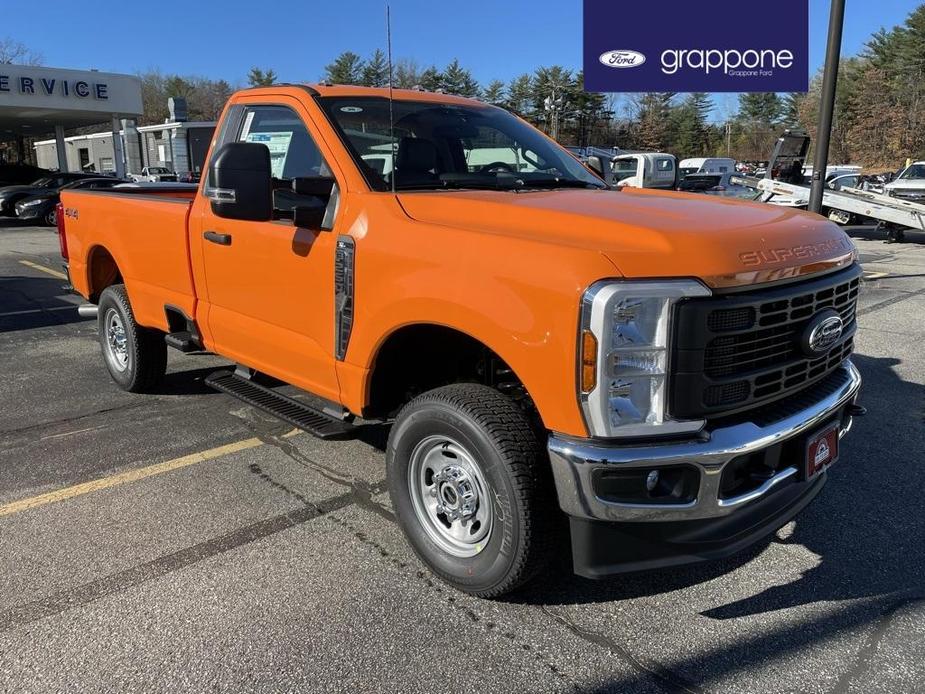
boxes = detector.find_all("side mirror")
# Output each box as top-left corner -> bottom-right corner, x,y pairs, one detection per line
206,142 -> 273,221
587,155 -> 605,178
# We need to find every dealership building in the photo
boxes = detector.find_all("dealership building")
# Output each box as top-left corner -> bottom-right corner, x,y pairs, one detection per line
33,119 -> 216,178
0,63 -> 215,178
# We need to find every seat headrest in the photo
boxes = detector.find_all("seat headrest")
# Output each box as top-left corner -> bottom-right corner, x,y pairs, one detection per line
396,137 -> 438,173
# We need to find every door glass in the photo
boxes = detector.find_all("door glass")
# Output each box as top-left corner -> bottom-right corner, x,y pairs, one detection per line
236,105 -> 335,219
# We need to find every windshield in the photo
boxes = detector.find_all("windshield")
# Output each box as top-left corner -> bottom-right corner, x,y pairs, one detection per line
148,167 -> 170,174
317,97 -> 605,192
898,164 -> 925,180
31,177 -> 53,187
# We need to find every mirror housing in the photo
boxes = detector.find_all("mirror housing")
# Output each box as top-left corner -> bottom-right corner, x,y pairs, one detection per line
206,142 -> 273,221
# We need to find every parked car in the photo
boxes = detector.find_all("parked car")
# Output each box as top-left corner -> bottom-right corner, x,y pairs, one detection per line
14,177 -> 123,226
177,171 -> 201,184
0,163 -> 50,187
0,172 -> 98,216
678,157 -> 736,178
130,166 -> 178,183
883,161 -> 925,203
677,171 -> 755,198
59,83 -> 862,598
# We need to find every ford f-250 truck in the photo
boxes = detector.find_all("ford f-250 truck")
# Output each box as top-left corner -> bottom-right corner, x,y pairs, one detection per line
58,84 -> 864,597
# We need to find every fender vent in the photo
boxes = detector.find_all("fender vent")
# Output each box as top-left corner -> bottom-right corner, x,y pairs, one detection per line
334,235 -> 355,360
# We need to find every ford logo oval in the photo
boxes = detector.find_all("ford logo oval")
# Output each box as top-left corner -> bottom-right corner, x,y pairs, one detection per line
599,50 -> 646,69
801,310 -> 844,356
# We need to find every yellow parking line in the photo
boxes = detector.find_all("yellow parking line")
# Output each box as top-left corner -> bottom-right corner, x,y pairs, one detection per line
18,260 -> 68,280
0,437 -> 263,518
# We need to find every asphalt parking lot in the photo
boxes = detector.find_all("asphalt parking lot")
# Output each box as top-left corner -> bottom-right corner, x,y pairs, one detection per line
0,219 -> 923,694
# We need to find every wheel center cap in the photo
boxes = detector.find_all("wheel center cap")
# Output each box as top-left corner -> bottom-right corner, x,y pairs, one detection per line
433,465 -> 479,521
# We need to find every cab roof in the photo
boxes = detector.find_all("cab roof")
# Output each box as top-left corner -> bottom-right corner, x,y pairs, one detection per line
238,83 -> 488,107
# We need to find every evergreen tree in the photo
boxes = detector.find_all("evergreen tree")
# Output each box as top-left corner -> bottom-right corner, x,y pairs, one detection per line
737,93 -> 784,125
418,66 -> 443,92
324,52 -> 365,85
442,59 -> 480,97
482,80 -> 506,105
361,49 -> 389,87
506,74 -> 534,118
247,67 -> 276,87
672,92 -> 712,156
393,59 -> 421,89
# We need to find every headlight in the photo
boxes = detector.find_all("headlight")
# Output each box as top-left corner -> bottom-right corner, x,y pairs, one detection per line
579,279 -> 710,438
18,199 -> 44,207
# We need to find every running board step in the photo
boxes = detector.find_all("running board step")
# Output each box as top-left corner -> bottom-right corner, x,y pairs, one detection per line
204,370 -> 355,440
165,331 -> 200,352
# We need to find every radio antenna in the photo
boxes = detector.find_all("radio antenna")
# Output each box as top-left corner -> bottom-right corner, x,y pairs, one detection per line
387,4 -> 397,194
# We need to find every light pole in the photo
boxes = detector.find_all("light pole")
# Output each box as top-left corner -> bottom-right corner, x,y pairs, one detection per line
808,0 -> 847,214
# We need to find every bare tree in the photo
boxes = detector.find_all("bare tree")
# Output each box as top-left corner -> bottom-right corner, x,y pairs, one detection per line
0,38 -> 43,65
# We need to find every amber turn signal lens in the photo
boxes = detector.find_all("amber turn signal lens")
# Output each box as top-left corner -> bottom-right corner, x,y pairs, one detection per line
581,330 -> 598,394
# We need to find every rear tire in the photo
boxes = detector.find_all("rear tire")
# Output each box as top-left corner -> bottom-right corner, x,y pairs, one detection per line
97,285 -> 167,393
387,384 -> 554,598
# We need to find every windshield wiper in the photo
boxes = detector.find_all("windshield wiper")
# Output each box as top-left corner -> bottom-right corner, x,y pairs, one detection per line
516,177 -> 604,190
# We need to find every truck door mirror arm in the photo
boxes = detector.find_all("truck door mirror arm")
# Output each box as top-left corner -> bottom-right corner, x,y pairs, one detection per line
207,142 -> 273,221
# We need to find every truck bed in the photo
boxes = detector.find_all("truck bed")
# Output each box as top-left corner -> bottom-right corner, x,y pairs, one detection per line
61,186 -> 199,331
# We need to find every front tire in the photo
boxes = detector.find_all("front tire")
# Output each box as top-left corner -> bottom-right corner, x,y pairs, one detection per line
44,207 -> 57,227
387,384 -> 554,598
97,285 -> 167,392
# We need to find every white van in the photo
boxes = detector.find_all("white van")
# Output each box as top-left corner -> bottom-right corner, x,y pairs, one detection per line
679,157 -> 736,178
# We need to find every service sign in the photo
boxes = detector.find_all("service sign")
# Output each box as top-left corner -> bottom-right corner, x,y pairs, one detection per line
583,0 -> 809,93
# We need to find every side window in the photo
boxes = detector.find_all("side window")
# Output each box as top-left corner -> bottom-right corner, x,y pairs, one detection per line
233,105 -> 336,221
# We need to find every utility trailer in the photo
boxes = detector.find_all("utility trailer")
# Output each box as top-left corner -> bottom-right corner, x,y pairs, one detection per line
733,130 -> 925,242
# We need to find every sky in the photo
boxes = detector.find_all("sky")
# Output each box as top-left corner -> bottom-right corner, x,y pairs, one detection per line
4,0 -> 922,119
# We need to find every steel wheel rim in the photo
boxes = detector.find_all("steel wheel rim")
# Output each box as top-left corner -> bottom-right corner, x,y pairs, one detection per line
103,308 -> 129,372
408,435 -> 493,558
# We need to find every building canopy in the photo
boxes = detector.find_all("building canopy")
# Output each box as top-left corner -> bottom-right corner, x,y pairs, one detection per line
0,64 -> 143,142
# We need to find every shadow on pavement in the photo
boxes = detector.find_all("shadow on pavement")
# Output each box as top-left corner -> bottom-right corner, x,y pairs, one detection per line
517,353 -> 925,692
0,275 -> 88,333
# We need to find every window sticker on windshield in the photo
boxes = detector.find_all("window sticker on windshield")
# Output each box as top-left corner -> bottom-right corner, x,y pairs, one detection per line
240,111 -> 255,140
340,106 -> 363,113
244,131 -> 293,178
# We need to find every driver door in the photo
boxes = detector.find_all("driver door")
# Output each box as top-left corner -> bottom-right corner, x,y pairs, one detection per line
195,99 -> 342,403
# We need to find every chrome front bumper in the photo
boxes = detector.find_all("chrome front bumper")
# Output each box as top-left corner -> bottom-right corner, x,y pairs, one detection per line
549,361 -> 862,523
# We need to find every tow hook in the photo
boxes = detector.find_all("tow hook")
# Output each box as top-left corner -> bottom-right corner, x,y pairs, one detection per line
848,404 -> 867,417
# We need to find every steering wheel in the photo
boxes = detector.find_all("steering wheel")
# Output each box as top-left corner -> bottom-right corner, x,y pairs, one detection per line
478,161 -> 517,173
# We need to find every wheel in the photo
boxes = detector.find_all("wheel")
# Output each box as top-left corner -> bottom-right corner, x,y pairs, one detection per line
387,384 -> 554,598
97,285 -> 167,392
44,207 -> 56,227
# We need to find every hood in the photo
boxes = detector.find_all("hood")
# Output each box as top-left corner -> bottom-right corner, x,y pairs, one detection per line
397,187 -> 855,289
886,179 -> 925,190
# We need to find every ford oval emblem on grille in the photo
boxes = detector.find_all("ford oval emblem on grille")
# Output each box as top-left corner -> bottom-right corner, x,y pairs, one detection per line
802,309 -> 844,356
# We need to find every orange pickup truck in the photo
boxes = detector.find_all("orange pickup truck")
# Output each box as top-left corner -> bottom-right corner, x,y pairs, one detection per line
58,84 -> 863,597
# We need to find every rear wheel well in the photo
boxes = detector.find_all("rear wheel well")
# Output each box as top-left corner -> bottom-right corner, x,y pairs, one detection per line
366,325 -> 537,422
86,246 -> 122,303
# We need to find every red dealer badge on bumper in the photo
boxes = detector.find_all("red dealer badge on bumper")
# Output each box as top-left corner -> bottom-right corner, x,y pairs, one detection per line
806,422 -> 840,479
